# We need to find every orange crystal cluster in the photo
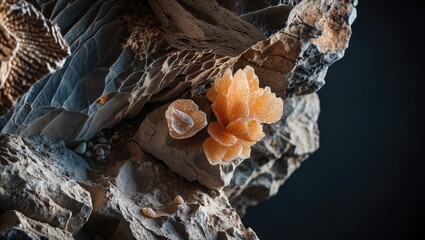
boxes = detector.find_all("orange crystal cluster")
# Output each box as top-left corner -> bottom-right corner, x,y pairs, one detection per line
202,66 -> 283,165
165,99 -> 207,139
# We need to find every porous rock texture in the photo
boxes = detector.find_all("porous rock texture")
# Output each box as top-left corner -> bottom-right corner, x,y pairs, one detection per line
84,151 -> 257,239
0,0 -> 356,238
0,0 -> 70,114
0,133 -> 258,239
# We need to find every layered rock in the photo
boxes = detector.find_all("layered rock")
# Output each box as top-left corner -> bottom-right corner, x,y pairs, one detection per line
83,154 -> 258,239
225,93 -> 320,215
0,132 -> 258,239
0,0 -> 357,238
0,134 -> 92,234
0,210 -> 73,240
1,0 -> 356,145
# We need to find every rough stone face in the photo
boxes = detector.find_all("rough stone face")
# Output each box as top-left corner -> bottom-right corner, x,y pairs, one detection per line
1,0 -> 356,147
133,99 -> 242,189
83,158 -> 258,239
0,132 -> 258,239
225,93 -> 320,215
1,0 -> 235,143
234,0 -> 357,98
146,0 -> 264,56
241,4 -> 293,37
284,0 -> 357,95
217,0 -> 301,15
0,210 -> 73,240
0,0 -> 356,238
0,134 -> 92,234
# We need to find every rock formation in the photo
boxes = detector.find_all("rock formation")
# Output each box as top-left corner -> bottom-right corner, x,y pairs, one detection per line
0,0 -> 69,114
0,0 -> 356,238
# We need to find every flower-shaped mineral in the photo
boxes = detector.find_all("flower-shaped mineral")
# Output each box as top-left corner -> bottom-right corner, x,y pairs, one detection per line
203,66 -> 283,165
165,99 -> 207,139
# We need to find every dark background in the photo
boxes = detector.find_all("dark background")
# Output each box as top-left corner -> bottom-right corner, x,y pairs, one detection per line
243,1 -> 425,239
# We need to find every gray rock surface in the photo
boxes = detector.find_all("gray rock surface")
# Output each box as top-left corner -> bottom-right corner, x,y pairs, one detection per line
0,132 -> 258,239
74,142 -> 87,154
225,93 -> 320,215
216,0 -> 301,15
83,158 -> 258,239
0,210 -> 73,240
241,5 -> 293,37
0,134 -> 92,234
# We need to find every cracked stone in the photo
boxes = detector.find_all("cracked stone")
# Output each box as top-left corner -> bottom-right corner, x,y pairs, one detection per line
0,210 -> 73,240
0,134 -> 92,234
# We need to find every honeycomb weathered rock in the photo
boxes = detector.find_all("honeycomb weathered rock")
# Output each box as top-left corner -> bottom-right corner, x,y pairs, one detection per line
0,0 -> 69,114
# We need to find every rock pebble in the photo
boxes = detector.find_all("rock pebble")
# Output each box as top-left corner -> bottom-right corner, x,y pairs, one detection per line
97,137 -> 108,143
95,147 -> 105,156
173,195 -> 184,205
85,151 -> 93,158
93,143 -> 110,150
74,142 -> 86,154
142,208 -> 156,218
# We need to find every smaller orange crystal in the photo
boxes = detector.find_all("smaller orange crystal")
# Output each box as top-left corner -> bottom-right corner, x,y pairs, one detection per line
165,99 -> 207,139
203,66 -> 283,165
